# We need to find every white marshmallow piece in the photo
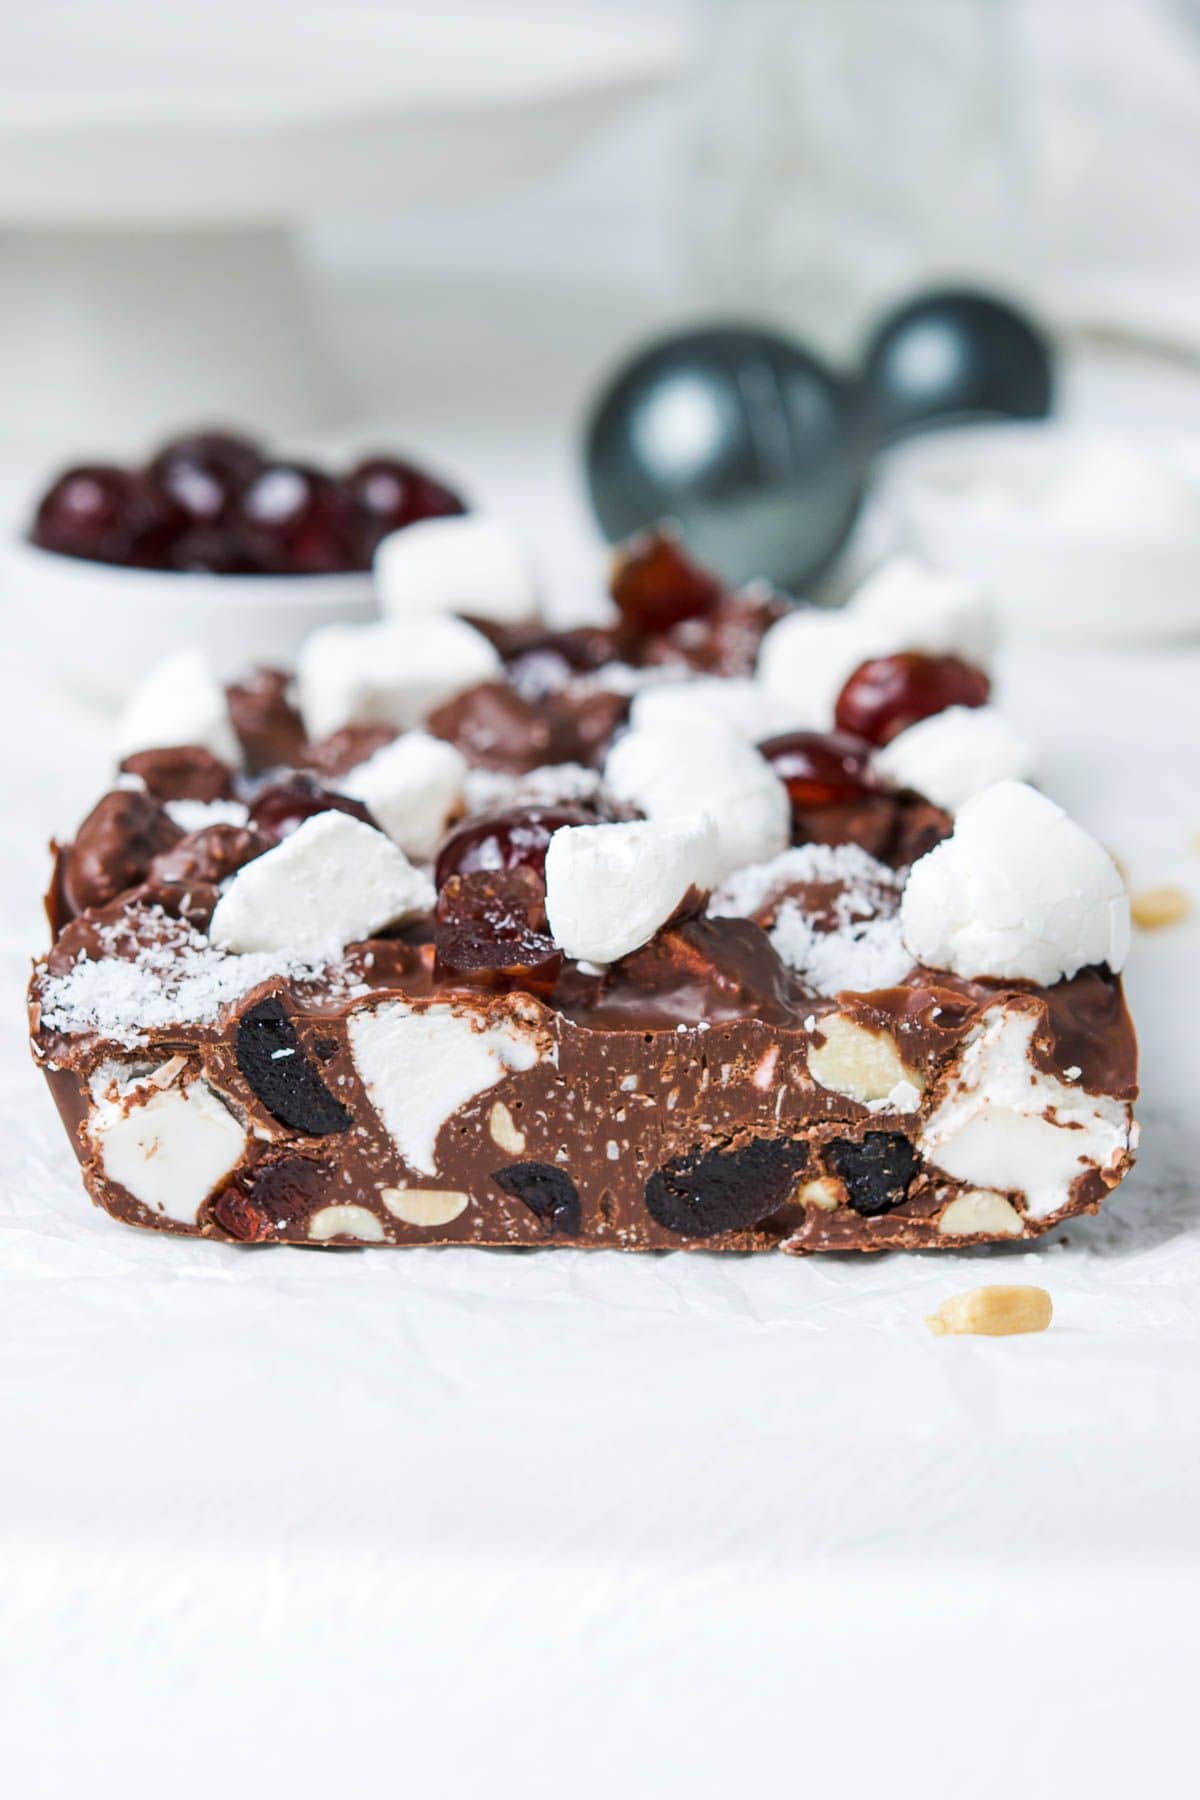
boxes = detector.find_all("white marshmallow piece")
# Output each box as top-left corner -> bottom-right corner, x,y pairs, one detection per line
296,616 -> 500,741
629,676 -> 791,744
755,553 -> 995,731
920,1006 -> 1134,1220
90,1065 -> 247,1225
900,780 -> 1129,986
375,515 -> 538,626
209,811 -> 434,956
114,647 -> 239,764
544,814 -> 717,965
872,705 -> 1035,811
348,1001 -> 546,1176
340,730 -> 466,861
755,607 -> 893,732
603,723 -> 788,881
847,554 -> 995,667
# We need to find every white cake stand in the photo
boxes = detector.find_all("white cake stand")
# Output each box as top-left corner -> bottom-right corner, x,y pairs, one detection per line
0,7 -> 681,447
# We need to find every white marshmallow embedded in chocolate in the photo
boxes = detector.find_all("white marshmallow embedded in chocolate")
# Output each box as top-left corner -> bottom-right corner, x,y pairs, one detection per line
114,647 -> 239,764
544,814 -> 717,965
375,514 -> 538,626
348,1001 -> 547,1175
89,1061 -> 247,1225
755,554 -> 994,730
296,616 -> 500,741
340,730 -> 467,861
900,780 -> 1129,985
603,723 -> 788,881
920,1006 -> 1134,1219
872,705 -> 1035,811
847,554 -> 994,667
755,608 -> 893,732
630,677 -> 790,743
209,811 -> 434,956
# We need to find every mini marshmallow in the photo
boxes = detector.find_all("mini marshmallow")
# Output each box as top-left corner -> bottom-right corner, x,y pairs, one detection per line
209,810 -> 434,956
755,554 -> 994,731
900,780 -> 1129,985
847,554 -> 994,666
340,729 -> 467,861
375,515 -> 538,626
629,676 -> 792,743
114,647 -> 239,764
603,723 -> 788,881
755,607 -> 893,732
296,616 -> 500,741
872,705 -> 1035,811
544,814 -> 717,965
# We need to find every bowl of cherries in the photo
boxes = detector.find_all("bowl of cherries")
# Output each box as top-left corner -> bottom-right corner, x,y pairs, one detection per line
8,428 -> 466,706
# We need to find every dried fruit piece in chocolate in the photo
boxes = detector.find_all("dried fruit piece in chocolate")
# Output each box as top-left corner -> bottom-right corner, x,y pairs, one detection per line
119,745 -> 234,803
304,724 -> 399,781
826,1131 -> 919,1216
435,868 -> 562,993
210,1154 -> 326,1242
225,669 -> 307,773
494,1162 -> 581,1235
645,1137 -> 808,1238
148,823 -> 269,890
435,804 -> 596,890
248,773 -> 375,842
235,997 -> 352,1135
62,789 -> 183,916
610,529 -> 723,636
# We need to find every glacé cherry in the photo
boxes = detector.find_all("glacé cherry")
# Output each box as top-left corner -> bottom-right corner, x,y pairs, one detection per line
834,652 -> 990,746
248,773 -> 375,842
610,529 -> 723,636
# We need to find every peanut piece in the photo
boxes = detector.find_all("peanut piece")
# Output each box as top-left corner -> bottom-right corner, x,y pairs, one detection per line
1130,885 -> 1192,931
937,1190 -> 1024,1237
926,1285 -> 1052,1338
807,1014 -> 923,1109
381,1187 -> 469,1227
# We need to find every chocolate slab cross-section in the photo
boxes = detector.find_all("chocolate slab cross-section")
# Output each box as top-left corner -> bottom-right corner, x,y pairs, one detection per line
27,543 -> 1138,1252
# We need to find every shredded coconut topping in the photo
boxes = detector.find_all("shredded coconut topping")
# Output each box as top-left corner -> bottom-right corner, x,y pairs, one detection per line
35,910 -> 364,1050
709,843 -> 911,996
709,843 -> 902,921
463,762 -> 604,814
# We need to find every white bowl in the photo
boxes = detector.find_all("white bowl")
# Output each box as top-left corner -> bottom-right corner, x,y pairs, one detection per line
0,536 -> 376,708
881,422 -> 1200,645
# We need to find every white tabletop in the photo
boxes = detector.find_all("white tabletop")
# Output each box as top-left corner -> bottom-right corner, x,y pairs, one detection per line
3,617 -> 1199,1798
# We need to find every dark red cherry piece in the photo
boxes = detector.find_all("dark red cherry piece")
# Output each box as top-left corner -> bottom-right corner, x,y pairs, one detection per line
31,465 -> 185,567
834,652 -> 991,746
238,463 -> 369,574
435,804 -> 595,891
248,774 -> 375,842
147,429 -> 262,523
210,1155 -> 325,1242
434,867 -> 562,994
345,456 -> 466,553
610,530 -> 723,636
758,730 -> 875,811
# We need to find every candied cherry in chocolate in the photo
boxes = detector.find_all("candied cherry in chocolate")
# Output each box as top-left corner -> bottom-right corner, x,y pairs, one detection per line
31,465 -> 185,567
610,529 -> 723,636
758,730 -> 875,813
435,804 -> 595,891
238,463 -> 368,574
147,429 -> 262,523
346,455 -> 466,550
210,1155 -> 326,1243
834,652 -> 991,747
435,867 -> 562,993
248,774 -> 375,842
